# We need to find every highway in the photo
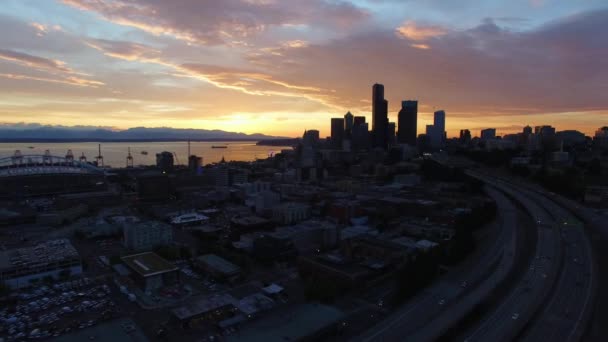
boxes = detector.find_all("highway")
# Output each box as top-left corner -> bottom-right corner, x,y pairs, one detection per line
459,176 -> 562,342
478,175 -> 596,342
355,186 -> 522,342
355,165 -> 597,342
462,172 -> 595,342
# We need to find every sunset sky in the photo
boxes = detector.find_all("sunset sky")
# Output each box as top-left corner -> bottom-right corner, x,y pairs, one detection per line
0,0 -> 606,138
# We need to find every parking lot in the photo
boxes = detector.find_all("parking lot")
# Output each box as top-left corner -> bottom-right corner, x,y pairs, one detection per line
0,278 -> 118,340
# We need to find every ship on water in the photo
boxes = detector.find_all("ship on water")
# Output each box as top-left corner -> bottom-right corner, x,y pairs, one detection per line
211,145 -> 228,149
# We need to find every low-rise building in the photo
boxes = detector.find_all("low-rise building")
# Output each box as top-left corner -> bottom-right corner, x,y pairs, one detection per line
123,221 -> 173,251
195,254 -> 242,282
0,239 -> 81,289
272,202 -> 311,225
121,252 -> 179,293
270,221 -> 338,253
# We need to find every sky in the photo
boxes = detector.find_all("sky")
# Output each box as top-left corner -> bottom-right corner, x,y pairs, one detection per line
0,0 -> 606,138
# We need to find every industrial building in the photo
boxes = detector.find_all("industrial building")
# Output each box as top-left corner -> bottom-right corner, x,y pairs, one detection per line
0,239 -> 82,289
121,252 -> 179,292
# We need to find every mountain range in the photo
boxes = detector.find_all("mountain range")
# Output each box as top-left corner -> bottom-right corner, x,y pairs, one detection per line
0,124 -> 287,141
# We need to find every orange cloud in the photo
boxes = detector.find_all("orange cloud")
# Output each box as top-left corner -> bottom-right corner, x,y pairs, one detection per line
396,21 -> 448,41
0,73 -> 103,87
410,43 -> 430,50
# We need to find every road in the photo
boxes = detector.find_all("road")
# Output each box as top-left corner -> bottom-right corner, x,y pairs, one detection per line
461,172 -> 595,342
355,186 -> 522,342
475,174 -> 596,342
459,176 -> 562,342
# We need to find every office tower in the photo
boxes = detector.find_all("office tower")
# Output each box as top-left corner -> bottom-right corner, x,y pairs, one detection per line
354,116 -> 366,126
523,125 -> 533,136
434,110 -> 445,142
331,118 -> 345,149
388,122 -> 396,146
344,111 -> 354,137
424,110 -> 446,149
536,125 -> 557,150
372,83 -> 389,149
398,100 -> 418,146
459,129 -> 471,144
303,129 -> 320,146
352,122 -> 370,150
480,128 -> 497,141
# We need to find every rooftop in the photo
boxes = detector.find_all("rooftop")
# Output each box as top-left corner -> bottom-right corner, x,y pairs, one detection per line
121,252 -> 178,277
197,254 -> 241,276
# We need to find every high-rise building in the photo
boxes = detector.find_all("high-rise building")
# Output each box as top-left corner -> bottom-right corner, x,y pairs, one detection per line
398,100 -> 418,146
352,122 -> 370,150
372,84 -> 389,149
331,118 -> 345,149
480,128 -> 497,141
354,116 -> 366,126
434,110 -> 446,142
388,122 -> 396,146
425,110 -> 446,149
344,111 -> 354,137
303,130 -> 320,146
535,125 -> 557,150
459,129 -> 471,144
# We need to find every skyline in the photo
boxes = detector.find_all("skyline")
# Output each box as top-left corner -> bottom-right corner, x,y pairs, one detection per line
0,1 -> 607,137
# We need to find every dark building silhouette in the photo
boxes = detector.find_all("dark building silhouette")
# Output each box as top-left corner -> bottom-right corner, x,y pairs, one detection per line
480,128 -> 496,141
459,129 -> 471,144
354,116 -> 366,126
156,151 -> 174,173
352,121 -> 370,150
398,100 -> 418,146
188,155 -> 203,175
344,111 -> 354,138
331,118 -> 345,149
372,84 -> 388,149
303,129 -> 320,146
388,122 -> 396,146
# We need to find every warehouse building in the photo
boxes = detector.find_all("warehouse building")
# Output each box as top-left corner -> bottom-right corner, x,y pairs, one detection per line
121,252 -> 179,292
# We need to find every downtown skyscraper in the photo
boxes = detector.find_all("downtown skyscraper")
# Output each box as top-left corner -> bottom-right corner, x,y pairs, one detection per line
372,83 -> 389,149
398,100 -> 418,146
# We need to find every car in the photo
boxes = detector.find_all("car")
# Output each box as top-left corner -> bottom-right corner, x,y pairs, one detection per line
512,313 -> 519,320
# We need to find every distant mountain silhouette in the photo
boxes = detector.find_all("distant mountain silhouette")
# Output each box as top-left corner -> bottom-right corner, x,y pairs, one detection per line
0,124 -> 288,141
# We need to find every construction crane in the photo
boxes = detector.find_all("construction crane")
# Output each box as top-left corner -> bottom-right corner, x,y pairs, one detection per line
126,147 -> 134,168
95,144 -> 104,167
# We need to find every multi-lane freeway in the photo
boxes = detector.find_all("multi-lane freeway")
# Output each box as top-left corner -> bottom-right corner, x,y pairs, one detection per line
356,186 -> 525,342
355,166 -> 598,342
